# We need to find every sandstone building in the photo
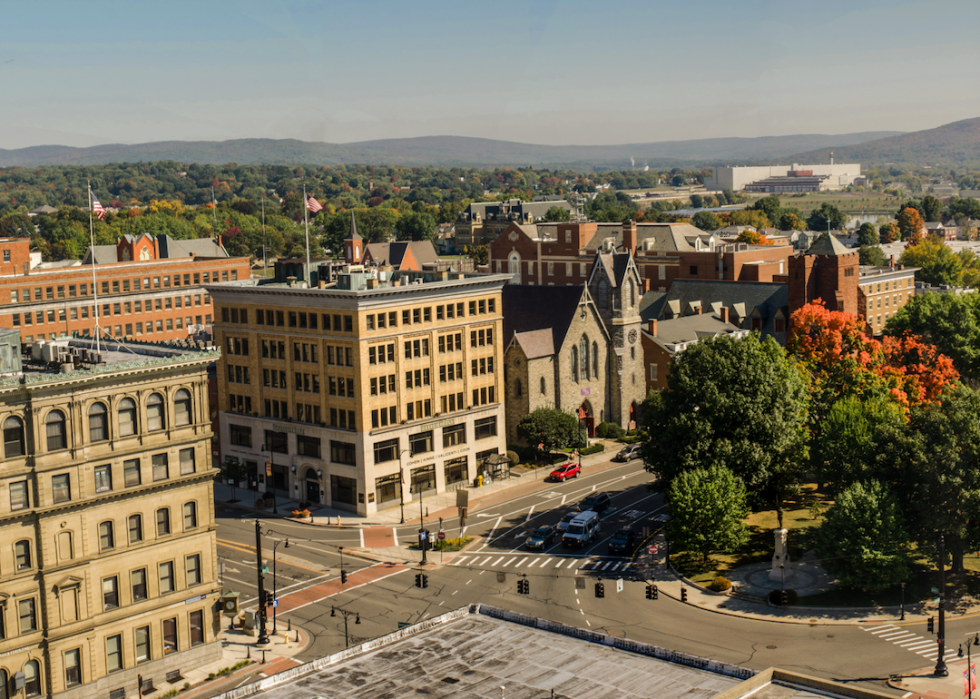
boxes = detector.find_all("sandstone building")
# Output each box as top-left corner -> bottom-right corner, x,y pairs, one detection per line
210,265 -> 509,517
0,334 -> 221,699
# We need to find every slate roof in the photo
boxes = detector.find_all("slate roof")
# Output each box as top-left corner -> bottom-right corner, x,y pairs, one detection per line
655,280 -> 789,342
644,313 -> 746,353
805,233 -> 851,256
162,236 -> 228,258
502,285 -> 586,354
82,245 -> 118,265
363,240 -> 438,269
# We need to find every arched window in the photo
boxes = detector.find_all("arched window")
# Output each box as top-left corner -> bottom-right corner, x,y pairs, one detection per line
128,514 -> 142,544
580,336 -> 589,380
89,402 -> 108,443
3,416 -> 24,458
24,660 -> 40,697
593,341 -> 599,378
118,398 -> 137,437
627,279 -> 636,308
46,410 -> 67,451
15,540 -> 31,570
540,377 -> 546,394
174,389 -> 192,427
571,346 -> 579,381
156,508 -> 170,536
515,380 -> 522,397
183,502 -> 198,530
0,668 -> 8,699
99,521 -> 114,550
508,251 -> 521,275
146,393 -> 165,432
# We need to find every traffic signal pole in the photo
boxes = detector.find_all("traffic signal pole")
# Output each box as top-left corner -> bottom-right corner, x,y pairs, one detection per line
255,520 -> 270,645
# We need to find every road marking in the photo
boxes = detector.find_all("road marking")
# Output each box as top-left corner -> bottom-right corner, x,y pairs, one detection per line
478,556 -> 493,565
881,631 -> 913,640
485,517 -> 503,548
561,495 -> 567,505
360,529 -> 365,547
882,633 -> 916,642
273,567 -> 410,614
586,620 -> 592,627
592,485 -> 596,492
492,556 -> 505,566
868,626 -> 899,635
466,579 -> 472,585
525,506 -> 535,522
477,513 -> 501,518
623,510 -> 643,518
452,590 -> 458,595
526,559 -> 539,568
223,574 -> 256,589
502,557 -> 518,567
903,641 -> 935,650
601,562 -> 611,570
454,557 -> 469,566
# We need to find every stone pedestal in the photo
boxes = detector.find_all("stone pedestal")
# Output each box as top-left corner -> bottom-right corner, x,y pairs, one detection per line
768,528 -> 790,582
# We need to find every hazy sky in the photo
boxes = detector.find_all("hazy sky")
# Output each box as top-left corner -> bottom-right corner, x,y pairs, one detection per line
2,0 -> 978,150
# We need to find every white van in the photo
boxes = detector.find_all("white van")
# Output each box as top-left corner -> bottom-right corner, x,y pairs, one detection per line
562,511 -> 599,548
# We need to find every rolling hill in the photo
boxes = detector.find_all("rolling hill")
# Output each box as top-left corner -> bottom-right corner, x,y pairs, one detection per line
790,117 -> 980,167
0,131 -> 902,168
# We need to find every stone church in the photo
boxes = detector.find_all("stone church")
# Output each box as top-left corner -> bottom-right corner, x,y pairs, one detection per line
502,249 -> 647,443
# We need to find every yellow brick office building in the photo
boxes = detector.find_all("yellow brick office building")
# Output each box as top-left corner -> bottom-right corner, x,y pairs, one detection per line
0,334 -> 221,699
210,266 -> 509,517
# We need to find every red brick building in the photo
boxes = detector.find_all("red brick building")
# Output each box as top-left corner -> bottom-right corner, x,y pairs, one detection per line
489,220 -> 792,292
787,233 -> 859,318
0,236 -> 251,343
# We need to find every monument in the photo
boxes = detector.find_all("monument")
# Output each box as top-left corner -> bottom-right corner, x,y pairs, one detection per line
769,528 -> 790,582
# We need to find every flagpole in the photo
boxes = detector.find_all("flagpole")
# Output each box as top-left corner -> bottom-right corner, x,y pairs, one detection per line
87,181 -> 101,355
211,186 -> 218,235
261,194 -> 267,278
303,186 -> 311,287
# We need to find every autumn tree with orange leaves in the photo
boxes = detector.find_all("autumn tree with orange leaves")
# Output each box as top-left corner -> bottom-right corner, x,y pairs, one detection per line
735,229 -> 773,246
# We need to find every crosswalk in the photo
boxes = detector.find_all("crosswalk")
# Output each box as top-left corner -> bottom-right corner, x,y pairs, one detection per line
861,624 -> 941,657
451,554 -> 638,575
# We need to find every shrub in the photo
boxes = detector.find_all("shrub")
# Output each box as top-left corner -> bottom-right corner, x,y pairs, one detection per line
595,421 -> 625,440
580,443 -> 605,456
709,576 -> 732,592
768,589 -> 798,605
595,422 -> 610,438
505,450 -> 520,467
291,509 -> 311,518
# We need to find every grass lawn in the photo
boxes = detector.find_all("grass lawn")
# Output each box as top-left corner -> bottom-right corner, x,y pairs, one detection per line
746,191 -> 902,216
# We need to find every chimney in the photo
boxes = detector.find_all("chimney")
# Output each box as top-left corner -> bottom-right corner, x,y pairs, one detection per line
643,278 -> 651,292
647,319 -> 657,336
622,219 -> 637,256
889,254 -> 895,268
721,307 -> 729,323
696,306 -> 702,315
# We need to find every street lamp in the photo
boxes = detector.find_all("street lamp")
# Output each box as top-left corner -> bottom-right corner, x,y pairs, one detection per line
900,582 -> 906,621
398,448 -> 411,524
331,605 -> 361,648
935,535 -> 948,677
254,520 -> 270,646
267,533 -> 289,633
261,443 -> 278,515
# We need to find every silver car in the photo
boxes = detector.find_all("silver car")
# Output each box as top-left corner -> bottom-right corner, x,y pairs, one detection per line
557,511 -> 578,532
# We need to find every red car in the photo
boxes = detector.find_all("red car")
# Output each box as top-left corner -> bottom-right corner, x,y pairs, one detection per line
549,462 -> 581,482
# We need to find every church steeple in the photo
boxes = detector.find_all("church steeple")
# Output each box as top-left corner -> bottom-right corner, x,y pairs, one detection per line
344,211 -> 363,264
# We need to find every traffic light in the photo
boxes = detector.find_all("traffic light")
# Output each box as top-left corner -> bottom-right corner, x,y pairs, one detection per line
415,573 -> 422,588
780,590 -> 788,605
517,578 -> 529,595
928,616 -> 935,633
651,584 -> 658,600
595,582 -> 605,598
680,587 -> 688,603
646,584 -> 658,600
422,574 -> 429,589
341,570 -> 348,585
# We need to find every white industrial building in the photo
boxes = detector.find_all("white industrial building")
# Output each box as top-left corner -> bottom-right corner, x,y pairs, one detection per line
704,162 -> 862,192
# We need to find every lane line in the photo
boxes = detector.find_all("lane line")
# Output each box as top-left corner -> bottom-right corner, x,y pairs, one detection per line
525,506 -> 535,522
360,529 -> 365,548
526,559 -> 539,568
502,557 -> 517,567
492,556 -> 505,566
267,567 -> 409,614
392,527 -> 398,545
869,626 -> 899,635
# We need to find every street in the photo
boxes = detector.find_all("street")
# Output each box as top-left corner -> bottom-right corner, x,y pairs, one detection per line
214,458 -> 961,696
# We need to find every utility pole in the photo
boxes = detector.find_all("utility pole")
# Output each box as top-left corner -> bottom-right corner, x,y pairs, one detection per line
255,520 -> 270,645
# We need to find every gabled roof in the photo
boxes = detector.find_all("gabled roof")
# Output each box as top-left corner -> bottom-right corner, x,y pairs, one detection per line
363,241 -> 438,269
653,279 -> 789,342
644,313 -> 745,353
346,211 -> 362,241
805,233 -> 851,256
82,245 -> 117,265
511,328 -> 555,359
502,285 -> 589,354
163,236 -> 228,259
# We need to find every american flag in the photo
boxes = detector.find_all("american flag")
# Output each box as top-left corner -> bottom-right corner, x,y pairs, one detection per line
306,195 -> 323,213
92,193 -> 106,220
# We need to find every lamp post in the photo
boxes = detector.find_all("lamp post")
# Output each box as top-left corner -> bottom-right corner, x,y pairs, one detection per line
254,520 -> 270,645
261,443 -> 278,515
398,449 -> 411,525
935,535 -> 948,677
268,534 -> 289,633
900,582 -> 906,621
331,605 -> 360,648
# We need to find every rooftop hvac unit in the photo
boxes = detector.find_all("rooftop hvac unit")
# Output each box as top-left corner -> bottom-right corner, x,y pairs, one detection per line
32,341 -> 45,361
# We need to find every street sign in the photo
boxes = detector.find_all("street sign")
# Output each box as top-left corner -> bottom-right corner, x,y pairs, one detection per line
931,587 -> 940,594
419,530 -> 428,540
438,531 -> 446,541
272,599 -> 279,608
261,565 -> 269,573
648,545 -> 659,555
616,578 -> 624,593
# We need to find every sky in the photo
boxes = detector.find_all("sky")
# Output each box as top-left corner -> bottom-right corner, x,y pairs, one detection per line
2,0 -> 978,150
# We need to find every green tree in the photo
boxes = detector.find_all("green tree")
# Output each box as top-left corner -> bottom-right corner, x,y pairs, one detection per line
858,245 -> 887,266
691,211 -> 721,232
220,456 -> 252,503
469,245 -> 489,265
689,194 -> 704,209
640,334 -> 810,519
395,211 -> 437,241
517,408 -> 581,452
899,236 -> 963,286
750,195 -> 782,224
921,194 -> 943,222
886,292 -> 980,379
879,221 -> 899,243
806,203 -> 847,232
778,212 -> 805,231
667,465 -> 749,563
857,222 -> 879,246
897,207 -> 925,241
729,209 -> 769,229
816,480 -> 911,592
542,205 -> 572,222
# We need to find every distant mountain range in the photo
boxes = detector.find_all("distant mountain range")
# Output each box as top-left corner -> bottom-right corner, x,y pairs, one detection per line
0,131 -> 904,169
790,117 -> 980,167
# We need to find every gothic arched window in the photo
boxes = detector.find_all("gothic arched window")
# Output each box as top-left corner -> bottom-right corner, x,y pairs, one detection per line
571,346 -> 579,382
580,336 -> 589,380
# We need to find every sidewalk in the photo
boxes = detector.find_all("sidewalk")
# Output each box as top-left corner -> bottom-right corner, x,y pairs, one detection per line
215,440 -> 625,528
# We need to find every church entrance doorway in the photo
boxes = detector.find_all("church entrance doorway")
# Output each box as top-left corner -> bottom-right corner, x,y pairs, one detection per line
629,401 -> 639,431
578,402 -> 595,438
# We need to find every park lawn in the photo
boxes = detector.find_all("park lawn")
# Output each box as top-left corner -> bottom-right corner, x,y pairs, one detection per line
745,191 -> 902,216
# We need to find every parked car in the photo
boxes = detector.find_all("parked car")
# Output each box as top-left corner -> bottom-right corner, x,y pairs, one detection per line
614,444 -> 642,462
525,525 -> 556,550
549,462 -> 581,482
557,511 -> 579,532
608,527 -> 636,555
562,511 -> 600,547
578,491 -> 612,515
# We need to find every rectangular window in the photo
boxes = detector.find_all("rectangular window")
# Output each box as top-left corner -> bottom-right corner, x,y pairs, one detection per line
183,502 -> 198,529
9,480 -> 28,510
649,363 -> 658,381
189,609 -> 205,646
186,554 -> 201,586
163,618 -> 178,654
179,448 -> 196,475
106,634 -> 123,672
19,598 -> 36,632
65,648 -> 82,687
103,576 -> 119,610
229,423 -> 252,447
135,626 -> 150,663
474,416 -> 497,440
124,459 -> 141,487
95,464 -> 112,493
52,473 -> 71,503
152,453 -> 169,481
132,569 -> 147,601
373,438 -> 399,464
159,562 -> 175,594
443,424 -> 466,448
409,430 -> 433,456
156,508 -> 171,536
266,430 -> 288,453
297,435 -> 321,458
330,440 -> 356,465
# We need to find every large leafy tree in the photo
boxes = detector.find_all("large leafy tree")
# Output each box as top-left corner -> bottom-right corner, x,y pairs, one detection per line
806,203 -> 846,232
921,194 -> 943,222
899,236 -> 964,286
858,245 -> 887,266
640,333 -> 810,519
857,222 -> 879,246
517,408 -> 581,451
749,195 -> 782,224
897,207 -> 925,241
885,292 -> 980,379
667,466 -> 749,563
778,212 -> 805,231
691,211 -> 721,231
542,205 -> 572,222
395,211 -> 437,241
816,480 -> 911,592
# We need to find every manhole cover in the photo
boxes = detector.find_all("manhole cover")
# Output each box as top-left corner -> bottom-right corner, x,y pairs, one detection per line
766,645 -> 777,649
827,634 -> 834,638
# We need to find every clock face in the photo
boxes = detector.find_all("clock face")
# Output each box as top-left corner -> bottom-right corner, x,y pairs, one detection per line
628,329 -> 638,344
